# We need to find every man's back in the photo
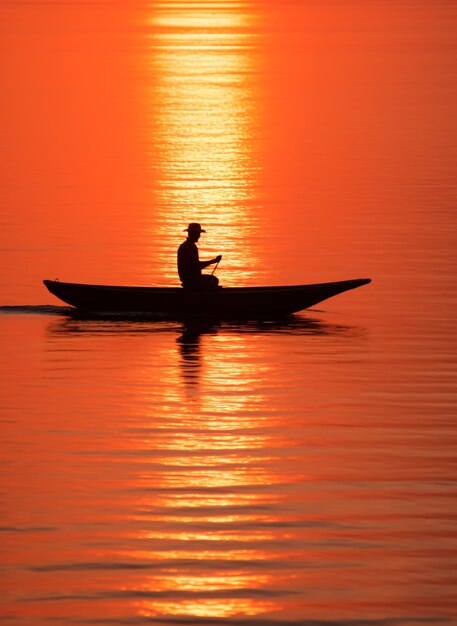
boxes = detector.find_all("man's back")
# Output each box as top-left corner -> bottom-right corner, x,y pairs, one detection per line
177,239 -> 201,286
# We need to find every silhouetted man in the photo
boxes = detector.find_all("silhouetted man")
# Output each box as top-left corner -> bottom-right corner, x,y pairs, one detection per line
177,223 -> 222,290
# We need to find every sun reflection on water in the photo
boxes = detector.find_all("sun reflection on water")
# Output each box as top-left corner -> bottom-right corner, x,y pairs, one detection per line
126,325 -> 288,618
137,598 -> 278,619
126,5 -> 286,616
144,1 -> 264,285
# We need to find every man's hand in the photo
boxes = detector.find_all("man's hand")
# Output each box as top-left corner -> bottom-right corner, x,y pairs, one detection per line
215,255 -> 222,263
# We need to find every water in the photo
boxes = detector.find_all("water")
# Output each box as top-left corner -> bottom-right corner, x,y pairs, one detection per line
1,2 -> 456,624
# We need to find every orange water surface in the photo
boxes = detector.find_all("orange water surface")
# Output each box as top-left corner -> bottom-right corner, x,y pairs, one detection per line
1,2 -> 456,625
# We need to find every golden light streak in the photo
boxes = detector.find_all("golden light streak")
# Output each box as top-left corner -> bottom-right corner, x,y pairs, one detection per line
127,5 -> 284,619
145,1 -> 263,285
137,598 -> 278,619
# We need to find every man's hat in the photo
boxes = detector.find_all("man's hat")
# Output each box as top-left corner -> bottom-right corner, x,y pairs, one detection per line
184,223 -> 206,233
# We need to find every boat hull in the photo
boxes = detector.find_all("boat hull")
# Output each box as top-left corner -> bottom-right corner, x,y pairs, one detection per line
43,278 -> 371,318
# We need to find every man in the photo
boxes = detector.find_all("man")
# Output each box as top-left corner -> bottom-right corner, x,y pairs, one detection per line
177,223 -> 222,289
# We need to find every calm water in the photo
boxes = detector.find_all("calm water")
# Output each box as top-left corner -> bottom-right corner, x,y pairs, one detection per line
1,1 -> 457,625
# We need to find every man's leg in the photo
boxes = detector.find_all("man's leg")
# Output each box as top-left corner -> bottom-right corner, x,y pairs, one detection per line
200,275 -> 219,290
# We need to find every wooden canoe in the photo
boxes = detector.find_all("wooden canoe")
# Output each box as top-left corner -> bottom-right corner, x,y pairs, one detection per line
43,278 -> 371,318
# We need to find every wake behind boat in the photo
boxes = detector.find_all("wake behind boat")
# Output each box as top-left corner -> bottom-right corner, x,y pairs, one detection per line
43,278 -> 371,318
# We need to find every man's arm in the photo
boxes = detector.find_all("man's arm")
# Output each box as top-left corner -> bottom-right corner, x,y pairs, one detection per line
199,255 -> 222,269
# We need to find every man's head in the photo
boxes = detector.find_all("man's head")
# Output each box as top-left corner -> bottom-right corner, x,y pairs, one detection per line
184,223 -> 206,242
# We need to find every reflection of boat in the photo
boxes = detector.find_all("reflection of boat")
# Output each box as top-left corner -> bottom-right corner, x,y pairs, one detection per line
43,278 -> 371,318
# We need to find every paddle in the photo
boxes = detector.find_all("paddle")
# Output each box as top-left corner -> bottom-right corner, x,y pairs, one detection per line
211,257 -> 221,275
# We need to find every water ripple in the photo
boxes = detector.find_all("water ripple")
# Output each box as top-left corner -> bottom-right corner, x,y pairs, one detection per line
0,305 -> 71,315
59,615 -> 452,625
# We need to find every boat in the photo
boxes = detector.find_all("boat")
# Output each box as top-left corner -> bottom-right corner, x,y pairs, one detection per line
43,278 -> 371,318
